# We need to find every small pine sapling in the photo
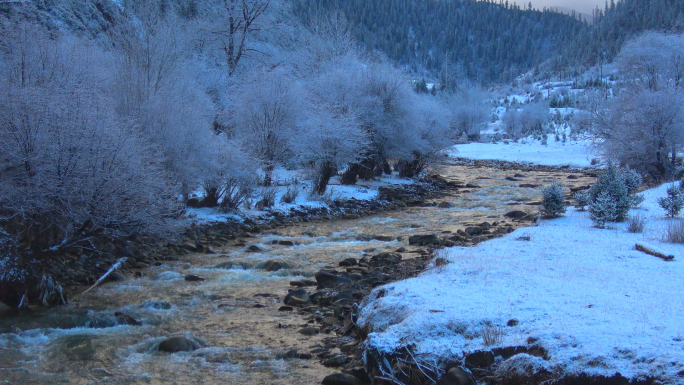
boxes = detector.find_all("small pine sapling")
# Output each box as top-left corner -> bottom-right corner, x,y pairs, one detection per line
630,194 -> 645,208
573,192 -> 591,211
658,185 -> 684,218
588,163 -> 631,222
590,191 -> 618,228
620,167 -> 643,195
541,182 -> 566,218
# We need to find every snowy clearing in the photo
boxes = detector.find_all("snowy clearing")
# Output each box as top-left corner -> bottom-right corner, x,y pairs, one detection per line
359,183 -> 684,382
449,137 -> 598,167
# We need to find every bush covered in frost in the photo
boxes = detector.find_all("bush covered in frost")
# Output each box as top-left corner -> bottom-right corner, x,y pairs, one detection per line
573,192 -> 591,211
587,163 -> 642,226
590,192 -> 619,228
541,183 -> 566,218
658,185 -> 684,218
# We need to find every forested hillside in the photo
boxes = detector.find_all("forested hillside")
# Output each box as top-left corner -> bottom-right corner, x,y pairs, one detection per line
293,0 -> 684,84
579,0 -> 684,64
293,0 -> 587,84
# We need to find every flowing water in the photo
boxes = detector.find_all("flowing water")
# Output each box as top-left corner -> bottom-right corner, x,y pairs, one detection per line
0,164 -> 594,385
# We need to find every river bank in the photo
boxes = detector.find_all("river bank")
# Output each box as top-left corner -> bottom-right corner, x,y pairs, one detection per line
0,163 -> 596,384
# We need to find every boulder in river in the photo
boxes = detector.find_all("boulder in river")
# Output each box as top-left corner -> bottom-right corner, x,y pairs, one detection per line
298,327 -> 319,336
438,201 -> 455,208
408,234 -> 441,246
338,258 -> 358,267
284,289 -> 310,305
262,260 -> 285,272
114,312 -> 142,326
158,335 -> 201,353
0,301 -> 11,312
464,226 -> 483,236
323,354 -> 349,367
184,274 -> 205,282
443,367 -> 474,385
321,373 -> 360,385
369,252 -> 402,267
247,245 -> 263,252
315,271 -> 352,289
504,210 -> 528,219
105,272 -> 126,283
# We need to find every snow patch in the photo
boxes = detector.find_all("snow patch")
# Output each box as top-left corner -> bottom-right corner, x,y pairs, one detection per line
359,183 -> 684,382
449,136 -> 597,167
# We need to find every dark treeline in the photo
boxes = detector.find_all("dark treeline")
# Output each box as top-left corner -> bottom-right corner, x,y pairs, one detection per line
293,0 -> 587,84
293,0 -> 684,84
579,0 -> 684,65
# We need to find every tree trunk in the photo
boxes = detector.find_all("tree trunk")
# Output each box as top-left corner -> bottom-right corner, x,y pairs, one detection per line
313,162 -> 336,195
341,164 -> 359,185
263,164 -> 274,187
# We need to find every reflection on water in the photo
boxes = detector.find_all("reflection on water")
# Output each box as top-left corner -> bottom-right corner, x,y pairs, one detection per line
0,164 -> 593,384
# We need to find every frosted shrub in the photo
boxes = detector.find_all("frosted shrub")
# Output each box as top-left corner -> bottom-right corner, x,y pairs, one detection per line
255,188 -> 277,210
588,163 -> 632,224
219,178 -> 253,212
573,192 -> 591,211
590,192 -> 618,228
658,186 -> 684,218
541,183 -> 566,218
280,184 -> 299,204
621,168 -> 643,194
630,194 -> 646,208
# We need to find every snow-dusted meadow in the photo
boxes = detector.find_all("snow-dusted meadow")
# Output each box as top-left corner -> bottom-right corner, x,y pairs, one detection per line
449,135 -> 597,167
359,183 -> 684,381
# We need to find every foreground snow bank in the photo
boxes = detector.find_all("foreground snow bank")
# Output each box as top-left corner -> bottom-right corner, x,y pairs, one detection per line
359,183 -> 684,381
449,137 -> 597,167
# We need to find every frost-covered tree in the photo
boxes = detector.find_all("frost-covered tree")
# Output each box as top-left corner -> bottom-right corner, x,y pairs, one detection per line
590,192 -> 619,228
659,185 -> 684,218
0,23 -> 180,254
502,102 -> 549,139
594,85 -> 684,181
594,33 -> 684,181
111,10 -> 217,197
300,62 -> 369,193
618,32 -> 684,91
231,70 -> 298,186
541,183 -> 566,218
210,0 -> 271,77
573,192 -> 591,211
447,85 -> 491,142
332,61 -> 453,180
587,163 -> 641,226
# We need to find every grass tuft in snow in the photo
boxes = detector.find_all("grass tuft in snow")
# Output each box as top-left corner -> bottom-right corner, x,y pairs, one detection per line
482,323 -> 504,346
663,219 -> 684,243
626,213 -> 646,233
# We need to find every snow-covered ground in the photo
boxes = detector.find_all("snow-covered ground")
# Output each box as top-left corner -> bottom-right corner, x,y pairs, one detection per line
185,169 -> 414,224
359,183 -> 684,382
449,136 -> 597,167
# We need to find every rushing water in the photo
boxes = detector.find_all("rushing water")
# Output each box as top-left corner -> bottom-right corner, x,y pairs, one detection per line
0,164 -> 594,384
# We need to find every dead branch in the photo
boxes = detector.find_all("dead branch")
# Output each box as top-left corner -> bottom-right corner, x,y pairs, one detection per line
636,243 -> 675,261
79,257 -> 127,296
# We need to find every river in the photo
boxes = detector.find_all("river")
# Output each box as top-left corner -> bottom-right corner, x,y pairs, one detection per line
0,163 -> 594,384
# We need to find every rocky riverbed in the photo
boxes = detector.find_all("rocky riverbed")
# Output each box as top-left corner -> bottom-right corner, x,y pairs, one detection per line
0,163 -> 595,384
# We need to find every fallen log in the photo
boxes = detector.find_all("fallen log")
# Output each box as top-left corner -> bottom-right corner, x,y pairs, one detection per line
79,257 -> 127,296
635,243 -> 674,261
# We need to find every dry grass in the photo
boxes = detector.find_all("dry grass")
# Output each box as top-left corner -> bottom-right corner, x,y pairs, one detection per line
663,220 -> 684,243
482,324 -> 504,346
627,213 -> 646,233
432,249 -> 451,273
